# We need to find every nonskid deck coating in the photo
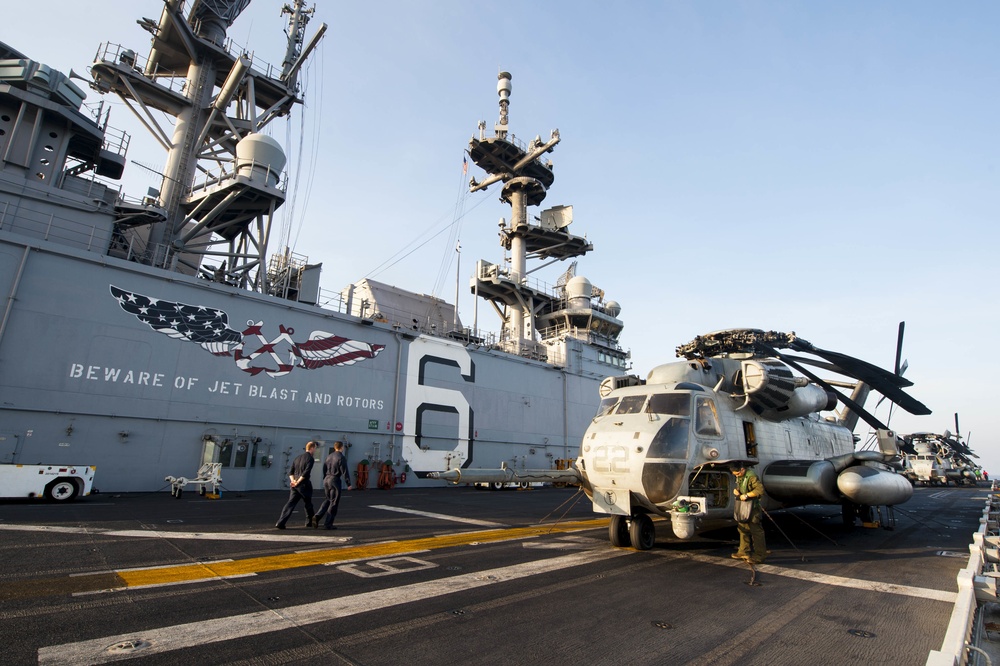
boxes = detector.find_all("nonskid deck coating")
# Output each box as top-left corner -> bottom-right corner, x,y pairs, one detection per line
0,484 -> 985,665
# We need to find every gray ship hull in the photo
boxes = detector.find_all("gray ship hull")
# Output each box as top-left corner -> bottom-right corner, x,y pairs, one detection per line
0,3 -> 626,495
0,234 -> 607,492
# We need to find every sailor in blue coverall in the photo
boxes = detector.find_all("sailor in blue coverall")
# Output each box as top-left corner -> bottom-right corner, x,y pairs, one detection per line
275,441 -> 317,529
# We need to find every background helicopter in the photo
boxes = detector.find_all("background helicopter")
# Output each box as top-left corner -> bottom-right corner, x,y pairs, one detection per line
901,413 -> 981,486
432,326 -> 931,550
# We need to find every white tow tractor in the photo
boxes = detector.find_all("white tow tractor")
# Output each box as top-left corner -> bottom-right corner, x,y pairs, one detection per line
0,464 -> 97,501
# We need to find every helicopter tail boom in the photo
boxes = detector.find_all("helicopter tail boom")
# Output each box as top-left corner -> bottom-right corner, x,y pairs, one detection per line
837,382 -> 872,431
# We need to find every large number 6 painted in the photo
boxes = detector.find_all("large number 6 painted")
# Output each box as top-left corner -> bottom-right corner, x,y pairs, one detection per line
402,338 -> 474,476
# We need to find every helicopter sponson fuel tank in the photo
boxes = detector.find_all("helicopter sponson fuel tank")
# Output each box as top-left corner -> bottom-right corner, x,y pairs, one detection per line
762,451 -> 913,507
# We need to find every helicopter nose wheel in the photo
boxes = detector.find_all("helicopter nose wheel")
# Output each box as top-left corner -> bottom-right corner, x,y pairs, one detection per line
609,514 -> 655,550
629,514 -> 656,550
609,514 -> 630,547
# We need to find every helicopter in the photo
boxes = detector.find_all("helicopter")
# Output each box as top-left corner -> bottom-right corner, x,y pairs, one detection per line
901,413 -> 980,487
431,327 -> 931,550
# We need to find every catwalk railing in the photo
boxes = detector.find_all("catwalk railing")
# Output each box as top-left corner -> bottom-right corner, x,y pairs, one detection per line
927,482 -> 1000,665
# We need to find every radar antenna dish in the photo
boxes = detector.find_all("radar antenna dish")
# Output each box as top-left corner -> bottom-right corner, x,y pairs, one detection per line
556,261 -> 578,289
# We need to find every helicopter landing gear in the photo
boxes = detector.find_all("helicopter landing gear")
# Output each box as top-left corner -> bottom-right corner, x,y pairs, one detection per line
608,514 -> 655,550
629,514 -> 655,550
609,515 -> 630,547
841,502 -> 857,527
841,502 -> 875,527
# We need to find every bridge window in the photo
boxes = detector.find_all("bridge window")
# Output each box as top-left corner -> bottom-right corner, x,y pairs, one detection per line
218,438 -> 258,468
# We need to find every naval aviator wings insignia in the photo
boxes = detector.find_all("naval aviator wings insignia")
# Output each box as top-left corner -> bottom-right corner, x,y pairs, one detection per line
109,285 -> 384,378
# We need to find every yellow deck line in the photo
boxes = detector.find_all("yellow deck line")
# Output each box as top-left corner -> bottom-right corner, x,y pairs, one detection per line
113,518 -> 608,588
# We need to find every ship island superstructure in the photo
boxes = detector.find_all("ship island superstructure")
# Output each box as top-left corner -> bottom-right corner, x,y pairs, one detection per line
0,0 -> 626,492
468,72 -> 625,368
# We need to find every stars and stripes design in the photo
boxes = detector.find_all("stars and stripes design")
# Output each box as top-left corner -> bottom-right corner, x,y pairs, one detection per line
110,285 -> 241,355
296,331 -> 386,369
109,285 -> 384,377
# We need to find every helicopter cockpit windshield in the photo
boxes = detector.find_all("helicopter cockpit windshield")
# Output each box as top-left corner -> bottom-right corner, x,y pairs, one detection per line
614,395 -> 646,414
595,397 -> 618,418
594,393 -> 655,418
646,392 -> 692,461
647,393 -> 690,416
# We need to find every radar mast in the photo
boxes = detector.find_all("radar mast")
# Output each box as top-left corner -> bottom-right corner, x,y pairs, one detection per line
467,72 -> 622,363
89,0 -> 326,292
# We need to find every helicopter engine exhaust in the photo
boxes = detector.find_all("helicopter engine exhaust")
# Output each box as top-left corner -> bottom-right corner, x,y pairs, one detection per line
742,360 -> 838,420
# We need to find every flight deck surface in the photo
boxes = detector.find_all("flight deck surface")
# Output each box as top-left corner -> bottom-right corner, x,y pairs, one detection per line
0,484 -> 984,665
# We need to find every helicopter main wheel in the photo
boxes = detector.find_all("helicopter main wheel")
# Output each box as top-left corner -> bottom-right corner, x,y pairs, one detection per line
841,502 -> 857,527
629,513 -> 656,550
609,515 -> 630,547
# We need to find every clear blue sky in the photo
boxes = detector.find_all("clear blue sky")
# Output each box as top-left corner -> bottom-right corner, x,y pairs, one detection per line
11,1 -> 1000,471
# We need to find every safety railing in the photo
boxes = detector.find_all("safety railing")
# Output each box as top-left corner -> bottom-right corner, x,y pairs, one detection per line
926,482 -> 1000,665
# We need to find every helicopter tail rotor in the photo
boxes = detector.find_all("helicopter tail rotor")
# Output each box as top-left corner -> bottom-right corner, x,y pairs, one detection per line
875,321 -> 909,412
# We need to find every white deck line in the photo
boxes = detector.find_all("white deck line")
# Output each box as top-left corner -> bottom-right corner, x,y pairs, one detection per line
0,524 -> 346,544
370,504 -> 506,527
38,548 -> 629,665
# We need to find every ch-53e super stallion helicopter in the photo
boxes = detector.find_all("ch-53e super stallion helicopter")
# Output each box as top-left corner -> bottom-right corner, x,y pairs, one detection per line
431,327 -> 931,550
902,413 -> 981,487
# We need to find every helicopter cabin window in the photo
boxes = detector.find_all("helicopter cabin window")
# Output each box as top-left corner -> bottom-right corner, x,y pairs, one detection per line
742,421 -> 758,459
595,397 -> 618,418
694,397 -> 722,437
646,393 -> 691,416
614,395 -> 647,415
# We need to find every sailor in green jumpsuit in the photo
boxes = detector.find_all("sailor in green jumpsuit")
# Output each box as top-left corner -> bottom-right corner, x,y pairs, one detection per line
732,462 -> 767,563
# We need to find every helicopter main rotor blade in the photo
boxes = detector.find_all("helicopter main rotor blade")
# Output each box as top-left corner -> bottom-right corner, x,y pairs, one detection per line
758,343 -> 890,432
942,436 -> 974,456
778,354 -> 841,374
788,338 -> 914,388
786,339 -> 931,415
